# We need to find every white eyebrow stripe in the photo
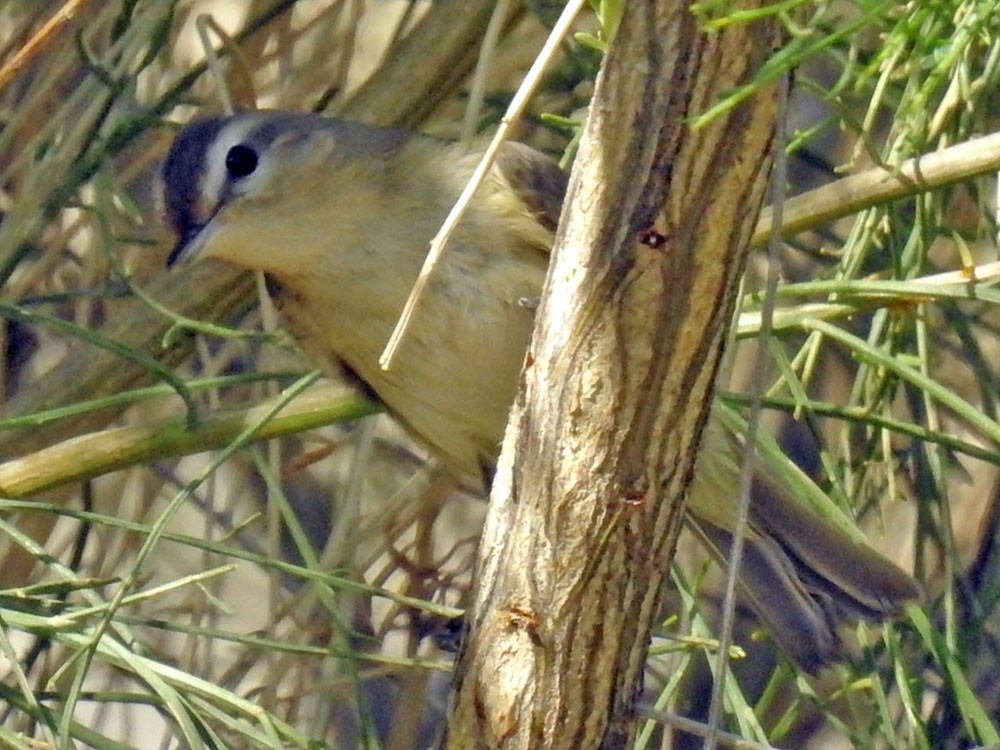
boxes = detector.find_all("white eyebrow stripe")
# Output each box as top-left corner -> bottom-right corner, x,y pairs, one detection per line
201,116 -> 266,209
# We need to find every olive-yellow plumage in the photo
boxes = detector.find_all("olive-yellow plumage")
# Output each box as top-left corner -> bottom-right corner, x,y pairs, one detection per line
162,111 -> 920,671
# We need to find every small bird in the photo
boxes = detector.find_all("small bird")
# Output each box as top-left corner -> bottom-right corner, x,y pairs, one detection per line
162,111 -> 920,671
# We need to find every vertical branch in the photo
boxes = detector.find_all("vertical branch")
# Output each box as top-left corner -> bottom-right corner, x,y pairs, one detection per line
444,2 -> 782,749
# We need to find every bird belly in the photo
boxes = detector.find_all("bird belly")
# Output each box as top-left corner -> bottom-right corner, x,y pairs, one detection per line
273,257 -> 543,481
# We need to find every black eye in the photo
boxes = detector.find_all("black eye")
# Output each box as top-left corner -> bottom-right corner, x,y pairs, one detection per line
225,144 -> 258,178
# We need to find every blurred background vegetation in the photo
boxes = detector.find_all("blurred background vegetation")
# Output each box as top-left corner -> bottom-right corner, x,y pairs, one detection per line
1,1 -> 1000,748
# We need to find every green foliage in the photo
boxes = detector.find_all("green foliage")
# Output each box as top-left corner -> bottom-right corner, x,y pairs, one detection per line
0,1 -> 999,748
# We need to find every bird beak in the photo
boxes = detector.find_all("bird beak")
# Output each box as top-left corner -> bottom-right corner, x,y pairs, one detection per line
167,219 -> 219,268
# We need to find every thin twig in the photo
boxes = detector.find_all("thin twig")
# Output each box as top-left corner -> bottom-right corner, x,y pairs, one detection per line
636,705 -> 781,750
0,0 -> 100,94
0,383 -> 377,498
706,71 -> 790,750
752,130 -> 1000,246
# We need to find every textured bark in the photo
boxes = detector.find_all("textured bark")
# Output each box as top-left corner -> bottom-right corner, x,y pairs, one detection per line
443,3 -> 782,749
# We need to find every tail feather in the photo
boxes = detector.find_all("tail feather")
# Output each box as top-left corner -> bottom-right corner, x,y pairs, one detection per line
750,471 -> 922,622
688,410 -> 921,671
689,466 -> 920,673
694,521 -> 841,673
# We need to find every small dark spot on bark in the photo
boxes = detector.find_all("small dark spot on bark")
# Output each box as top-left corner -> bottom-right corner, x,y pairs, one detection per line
639,227 -> 668,248
504,605 -> 543,647
622,488 -> 645,507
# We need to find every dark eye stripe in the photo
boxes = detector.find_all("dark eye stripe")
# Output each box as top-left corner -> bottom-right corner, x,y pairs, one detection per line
161,117 -> 227,239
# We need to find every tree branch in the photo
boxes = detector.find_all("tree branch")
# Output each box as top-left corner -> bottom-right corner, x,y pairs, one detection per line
443,3 -> 783,748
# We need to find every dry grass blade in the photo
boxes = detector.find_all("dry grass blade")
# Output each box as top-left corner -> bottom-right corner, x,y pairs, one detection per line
0,0 -> 100,94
